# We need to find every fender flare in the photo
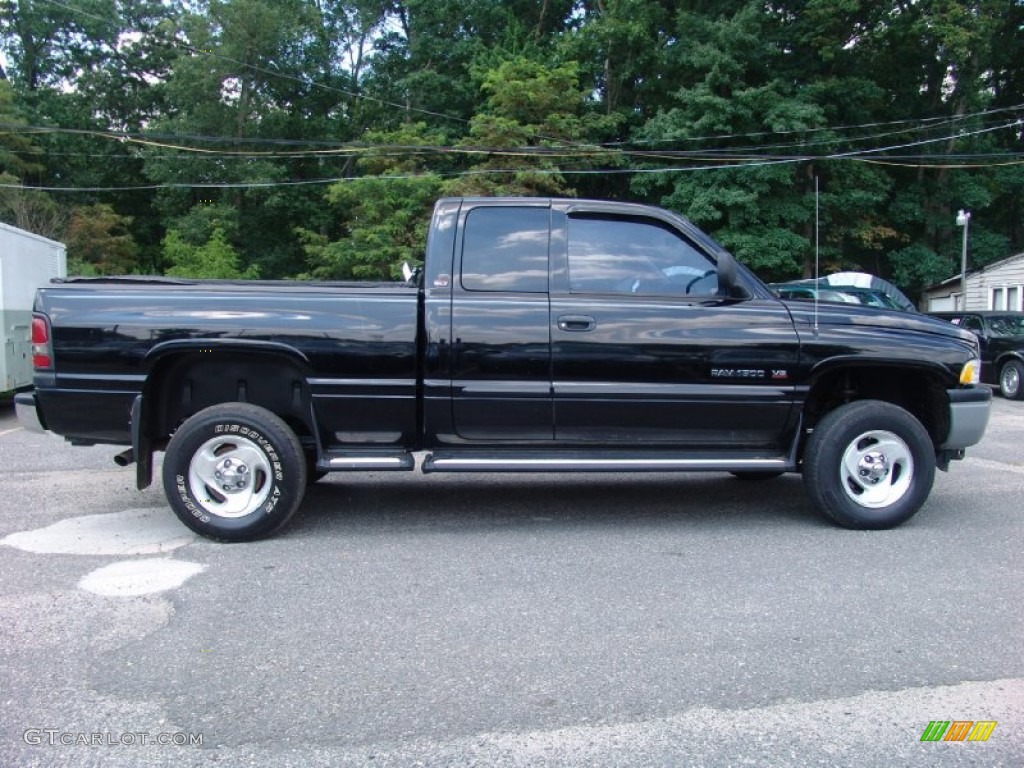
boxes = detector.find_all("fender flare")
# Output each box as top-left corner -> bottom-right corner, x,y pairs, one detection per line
131,339 -> 314,490
142,338 -> 311,370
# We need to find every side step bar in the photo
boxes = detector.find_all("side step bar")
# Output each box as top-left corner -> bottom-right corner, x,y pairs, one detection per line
317,451 -> 415,471
422,452 -> 791,474
314,450 -> 793,475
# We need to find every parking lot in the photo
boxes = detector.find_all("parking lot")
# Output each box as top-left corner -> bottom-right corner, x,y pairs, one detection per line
1,395 -> 1022,767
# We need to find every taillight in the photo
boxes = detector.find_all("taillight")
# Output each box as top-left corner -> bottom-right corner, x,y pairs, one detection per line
31,315 -> 53,369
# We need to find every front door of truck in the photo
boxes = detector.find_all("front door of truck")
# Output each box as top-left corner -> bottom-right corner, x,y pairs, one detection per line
549,204 -> 799,448
450,203 -> 554,441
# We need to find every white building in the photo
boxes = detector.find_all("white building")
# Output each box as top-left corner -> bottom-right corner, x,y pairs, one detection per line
920,252 -> 1024,312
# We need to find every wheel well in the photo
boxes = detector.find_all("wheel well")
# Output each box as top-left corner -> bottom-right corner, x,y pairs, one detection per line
995,354 -> 1024,372
144,351 -> 315,444
802,366 -> 949,447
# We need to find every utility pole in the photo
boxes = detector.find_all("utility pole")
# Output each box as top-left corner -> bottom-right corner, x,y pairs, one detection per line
956,209 -> 971,309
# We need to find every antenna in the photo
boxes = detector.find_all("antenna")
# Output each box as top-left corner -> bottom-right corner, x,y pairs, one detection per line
814,174 -> 820,336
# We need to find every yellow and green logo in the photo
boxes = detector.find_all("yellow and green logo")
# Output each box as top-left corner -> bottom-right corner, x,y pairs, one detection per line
920,720 -> 997,742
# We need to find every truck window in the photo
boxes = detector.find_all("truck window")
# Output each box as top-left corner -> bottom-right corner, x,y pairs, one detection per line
960,316 -> 983,335
567,214 -> 716,296
461,207 -> 549,293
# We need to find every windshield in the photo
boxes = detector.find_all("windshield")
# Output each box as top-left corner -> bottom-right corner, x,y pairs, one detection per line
779,288 -> 859,304
988,315 -> 1024,338
853,292 -> 902,310
774,283 -> 911,310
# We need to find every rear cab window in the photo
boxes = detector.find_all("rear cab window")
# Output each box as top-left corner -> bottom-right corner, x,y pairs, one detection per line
460,207 -> 549,293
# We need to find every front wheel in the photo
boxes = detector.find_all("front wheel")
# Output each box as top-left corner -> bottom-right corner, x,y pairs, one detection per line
803,400 -> 935,530
998,360 -> 1024,400
162,403 -> 307,541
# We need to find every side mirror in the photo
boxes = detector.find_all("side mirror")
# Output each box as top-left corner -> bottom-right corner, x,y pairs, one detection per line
401,261 -> 423,286
716,252 -> 749,299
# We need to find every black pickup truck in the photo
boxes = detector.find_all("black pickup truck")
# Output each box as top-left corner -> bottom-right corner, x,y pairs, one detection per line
16,197 -> 991,540
930,311 -> 1024,400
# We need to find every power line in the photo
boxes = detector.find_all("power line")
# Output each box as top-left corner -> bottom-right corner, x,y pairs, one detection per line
3,111 -> 1021,164
619,103 -> 1024,146
9,2 -> 1023,188
31,0 -> 1024,158
7,150 -> 1022,194
6,94 -> 1022,151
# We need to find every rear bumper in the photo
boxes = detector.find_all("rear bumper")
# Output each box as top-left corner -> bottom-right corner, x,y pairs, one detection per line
14,392 -> 46,434
941,386 -> 992,450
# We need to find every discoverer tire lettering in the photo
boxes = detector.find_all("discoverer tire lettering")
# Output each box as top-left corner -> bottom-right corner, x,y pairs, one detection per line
162,403 -> 307,541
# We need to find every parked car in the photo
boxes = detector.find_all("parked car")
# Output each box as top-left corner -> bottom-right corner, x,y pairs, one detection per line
930,311 -> 1024,399
772,283 -> 907,310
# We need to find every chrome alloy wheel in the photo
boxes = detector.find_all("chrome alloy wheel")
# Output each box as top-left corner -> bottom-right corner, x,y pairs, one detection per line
187,435 -> 273,518
839,429 -> 914,509
1000,363 -> 1021,398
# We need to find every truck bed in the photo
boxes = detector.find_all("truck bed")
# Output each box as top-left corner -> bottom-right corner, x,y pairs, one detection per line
33,278 -> 420,446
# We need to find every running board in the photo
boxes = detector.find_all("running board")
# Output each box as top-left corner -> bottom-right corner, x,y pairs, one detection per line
422,452 -> 791,474
318,451 -> 415,471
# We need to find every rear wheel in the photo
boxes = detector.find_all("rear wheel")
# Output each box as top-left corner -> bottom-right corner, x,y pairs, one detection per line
162,403 -> 307,541
803,400 -> 935,529
998,360 -> 1024,400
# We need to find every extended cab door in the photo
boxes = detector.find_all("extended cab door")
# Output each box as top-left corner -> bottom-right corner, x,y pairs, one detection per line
549,202 -> 800,448
448,202 -> 554,441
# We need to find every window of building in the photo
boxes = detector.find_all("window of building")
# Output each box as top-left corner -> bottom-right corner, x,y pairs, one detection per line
991,286 -> 1006,311
1008,285 -> 1021,311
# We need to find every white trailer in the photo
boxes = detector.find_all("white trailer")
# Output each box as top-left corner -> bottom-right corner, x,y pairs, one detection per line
1,223 -> 67,391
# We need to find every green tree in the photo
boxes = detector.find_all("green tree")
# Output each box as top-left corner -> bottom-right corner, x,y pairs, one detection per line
163,227 -> 258,279
0,0 -> 1019,294
0,0 -> 182,272
140,0 -> 331,277
802,0 -> 1022,289
444,55 -> 619,198
564,0 -> 677,119
0,173 -> 66,238
368,0 -> 541,130
65,203 -> 139,274
302,122 -> 444,279
631,3 -> 828,280
0,80 -> 43,177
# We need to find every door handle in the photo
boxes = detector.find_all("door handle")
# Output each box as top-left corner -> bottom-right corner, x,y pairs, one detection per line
557,315 -> 596,332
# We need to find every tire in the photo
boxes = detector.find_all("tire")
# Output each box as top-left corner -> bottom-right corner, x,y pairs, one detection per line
998,360 -> 1024,400
729,471 -> 784,482
162,403 -> 307,541
803,400 -> 935,530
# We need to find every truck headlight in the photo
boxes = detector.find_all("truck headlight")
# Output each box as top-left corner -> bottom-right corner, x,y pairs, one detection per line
959,358 -> 981,386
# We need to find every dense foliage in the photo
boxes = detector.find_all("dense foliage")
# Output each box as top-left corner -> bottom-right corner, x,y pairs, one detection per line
1,0 -> 1022,296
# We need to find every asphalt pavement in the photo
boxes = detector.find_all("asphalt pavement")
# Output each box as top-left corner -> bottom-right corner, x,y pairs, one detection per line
1,394 -> 1022,767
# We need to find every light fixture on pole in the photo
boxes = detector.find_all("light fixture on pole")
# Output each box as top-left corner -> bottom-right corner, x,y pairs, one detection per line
956,209 -> 970,309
